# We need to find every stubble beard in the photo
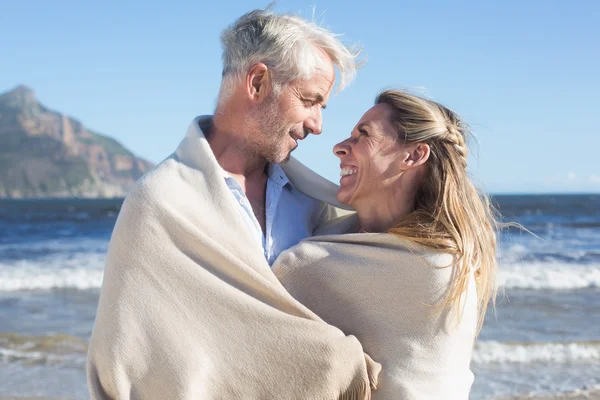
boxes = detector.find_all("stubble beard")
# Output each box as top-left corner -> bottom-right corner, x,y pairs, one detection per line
246,96 -> 294,165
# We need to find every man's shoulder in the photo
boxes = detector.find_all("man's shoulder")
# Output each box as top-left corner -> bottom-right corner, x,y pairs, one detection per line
125,156 -> 192,206
119,115 -> 219,215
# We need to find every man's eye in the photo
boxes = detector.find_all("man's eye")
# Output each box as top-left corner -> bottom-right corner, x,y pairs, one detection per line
359,129 -> 368,136
303,99 -> 323,108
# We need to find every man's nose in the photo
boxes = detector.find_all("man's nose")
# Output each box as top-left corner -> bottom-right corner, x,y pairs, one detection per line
304,109 -> 323,136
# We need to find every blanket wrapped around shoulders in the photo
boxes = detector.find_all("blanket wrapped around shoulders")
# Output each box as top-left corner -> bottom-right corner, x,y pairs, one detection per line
273,232 -> 478,400
86,117 -> 380,400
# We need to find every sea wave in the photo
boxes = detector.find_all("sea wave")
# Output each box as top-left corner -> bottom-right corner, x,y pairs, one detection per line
1,260 -> 599,292
0,237 -> 108,255
473,340 -> 600,364
1,240 -> 599,291
499,241 -> 600,265
0,253 -> 105,291
498,262 -> 600,290
0,333 -> 87,367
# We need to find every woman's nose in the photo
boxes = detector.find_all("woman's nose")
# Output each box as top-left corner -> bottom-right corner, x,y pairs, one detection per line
333,140 -> 349,157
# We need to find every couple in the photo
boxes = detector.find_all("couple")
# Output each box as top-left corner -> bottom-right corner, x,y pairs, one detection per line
87,8 -> 498,400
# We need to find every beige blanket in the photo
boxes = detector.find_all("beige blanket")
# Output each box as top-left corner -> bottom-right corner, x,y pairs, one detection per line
86,117 -> 380,399
274,232 -> 478,400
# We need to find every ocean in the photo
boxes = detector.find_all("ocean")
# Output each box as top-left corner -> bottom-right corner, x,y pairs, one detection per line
0,195 -> 599,399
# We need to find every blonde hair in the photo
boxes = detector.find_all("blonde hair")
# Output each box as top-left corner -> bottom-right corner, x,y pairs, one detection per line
376,89 -> 499,333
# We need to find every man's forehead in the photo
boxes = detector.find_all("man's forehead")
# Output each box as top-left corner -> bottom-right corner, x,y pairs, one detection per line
296,77 -> 333,98
309,73 -> 335,98
303,88 -> 331,106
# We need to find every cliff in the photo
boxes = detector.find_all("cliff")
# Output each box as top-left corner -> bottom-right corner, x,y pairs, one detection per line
0,85 -> 154,198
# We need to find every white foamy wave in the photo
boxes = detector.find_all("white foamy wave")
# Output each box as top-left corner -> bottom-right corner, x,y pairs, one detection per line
498,262 -> 600,290
498,240 -> 600,264
473,340 -> 600,364
0,347 -> 86,366
498,243 -> 530,263
0,253 -> 105,291
0,237 -> 108,254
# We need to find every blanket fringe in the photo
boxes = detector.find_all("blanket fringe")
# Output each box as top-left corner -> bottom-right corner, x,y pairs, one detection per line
339,379 -> 371,400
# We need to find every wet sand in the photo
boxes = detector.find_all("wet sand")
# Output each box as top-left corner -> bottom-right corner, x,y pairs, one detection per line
0,397 -> 71,400
502,388 -> 600,400
2,389 -> 599,400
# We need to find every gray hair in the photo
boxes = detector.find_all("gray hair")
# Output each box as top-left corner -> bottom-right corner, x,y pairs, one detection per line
219,8 -> 362,100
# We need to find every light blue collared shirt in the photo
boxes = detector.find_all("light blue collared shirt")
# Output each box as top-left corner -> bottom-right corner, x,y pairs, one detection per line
223,163 -> 331,265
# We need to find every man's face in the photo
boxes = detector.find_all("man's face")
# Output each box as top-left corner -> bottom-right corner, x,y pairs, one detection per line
250,54 -> 335,164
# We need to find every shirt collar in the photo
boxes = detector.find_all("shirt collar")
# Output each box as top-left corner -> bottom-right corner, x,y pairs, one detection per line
221,163 -> 292,189
267,163 -> 291,189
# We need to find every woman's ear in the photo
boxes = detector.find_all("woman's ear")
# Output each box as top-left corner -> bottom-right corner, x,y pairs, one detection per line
246,63 -> 272,103
403,143 -> 430,169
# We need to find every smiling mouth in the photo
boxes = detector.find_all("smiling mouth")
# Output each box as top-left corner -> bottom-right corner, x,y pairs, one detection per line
289,130 -> 305,141
340,168 -> 358,177
287,133 -> 300,150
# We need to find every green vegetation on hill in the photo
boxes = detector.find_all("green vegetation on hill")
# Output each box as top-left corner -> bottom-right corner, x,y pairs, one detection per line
0,85 -> 153,198
82,131 -> 134,157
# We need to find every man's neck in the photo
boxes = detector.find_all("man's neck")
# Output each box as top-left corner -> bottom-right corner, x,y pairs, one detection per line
206,116 -> 268,193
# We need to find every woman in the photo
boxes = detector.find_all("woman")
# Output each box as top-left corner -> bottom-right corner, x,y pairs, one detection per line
274,90 -> 499,399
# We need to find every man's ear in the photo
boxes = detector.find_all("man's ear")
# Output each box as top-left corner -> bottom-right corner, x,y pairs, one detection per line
402,143 -> 430,169
245,63 -> 273,103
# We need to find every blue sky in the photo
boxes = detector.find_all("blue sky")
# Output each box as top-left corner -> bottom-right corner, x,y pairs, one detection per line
1,0 -> 599,193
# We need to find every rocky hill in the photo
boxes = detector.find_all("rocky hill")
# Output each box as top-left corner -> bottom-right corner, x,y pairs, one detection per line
0,85 -> 154,198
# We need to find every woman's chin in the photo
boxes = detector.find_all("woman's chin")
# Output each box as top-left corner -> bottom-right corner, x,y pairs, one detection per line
336,189 -> 352,206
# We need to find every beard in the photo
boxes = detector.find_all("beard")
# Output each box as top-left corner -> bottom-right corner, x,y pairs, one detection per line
246,95 -> 296,164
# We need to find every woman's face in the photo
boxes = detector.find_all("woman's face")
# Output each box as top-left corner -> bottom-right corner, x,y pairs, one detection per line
333,103 -> 408,207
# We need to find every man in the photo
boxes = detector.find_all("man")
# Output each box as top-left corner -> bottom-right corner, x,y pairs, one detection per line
87,8 -> 379,399
208,8 -> 358,264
